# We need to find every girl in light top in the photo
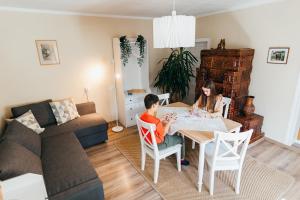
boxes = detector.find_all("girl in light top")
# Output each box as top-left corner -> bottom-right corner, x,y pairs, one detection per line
191,79 -> 224,118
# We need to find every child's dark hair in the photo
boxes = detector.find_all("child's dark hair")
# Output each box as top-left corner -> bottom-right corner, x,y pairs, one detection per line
144,94 -> 159,109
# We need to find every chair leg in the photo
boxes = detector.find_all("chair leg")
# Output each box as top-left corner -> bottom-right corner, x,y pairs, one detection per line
154,159 -> 160,184
192,140 -> 196,149
141,151 -> 146,171
209,168 -> 215,195
235,169 -> 242,194
176,150 -> 181,172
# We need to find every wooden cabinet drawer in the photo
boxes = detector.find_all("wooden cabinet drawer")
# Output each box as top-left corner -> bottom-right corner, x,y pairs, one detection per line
208,68 -> 226,83
200,56 -> 213,68
125,95 -> 145,105
233,114 -> 264,143
125,101 -> 145,127
223,58 -> 239,70
125,97 -> 135,104
126,102 -> 144,114
125,113 -> 136,127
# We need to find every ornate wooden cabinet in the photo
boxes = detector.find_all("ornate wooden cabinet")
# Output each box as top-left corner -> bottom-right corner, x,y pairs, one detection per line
196,48 -> 255,118
196,48 -> 264,143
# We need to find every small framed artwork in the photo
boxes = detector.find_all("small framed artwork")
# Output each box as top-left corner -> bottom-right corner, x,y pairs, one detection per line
36,40 -> 60,65
267,47 -> 290,64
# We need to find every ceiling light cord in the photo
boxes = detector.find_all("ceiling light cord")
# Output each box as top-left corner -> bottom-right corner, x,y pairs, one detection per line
173,0 -> 175,11
172,0 -> 176,16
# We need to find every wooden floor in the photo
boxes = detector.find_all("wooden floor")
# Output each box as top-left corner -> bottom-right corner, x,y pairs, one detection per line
247,140 -> 300,200
86,125 -> 162,200
86,125 -> 300,200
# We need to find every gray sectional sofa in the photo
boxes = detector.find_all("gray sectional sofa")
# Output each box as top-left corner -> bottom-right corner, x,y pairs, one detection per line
0,100 -> 108,200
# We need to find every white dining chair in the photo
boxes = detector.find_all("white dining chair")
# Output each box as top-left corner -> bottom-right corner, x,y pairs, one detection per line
157,93 -> 170,106
222,97 -> 231,119
205,129 -> 253,195
135,114 -> 181,184
192,96 -> 232,149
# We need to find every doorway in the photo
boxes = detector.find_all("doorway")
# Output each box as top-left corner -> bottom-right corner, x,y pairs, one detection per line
286,73 -> 300,146
296,129 -> 300,145
184,38 -> 211,105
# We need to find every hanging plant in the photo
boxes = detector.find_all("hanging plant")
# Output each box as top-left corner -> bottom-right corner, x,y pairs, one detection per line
135,35 -> 146,67
119,35 -> 132,66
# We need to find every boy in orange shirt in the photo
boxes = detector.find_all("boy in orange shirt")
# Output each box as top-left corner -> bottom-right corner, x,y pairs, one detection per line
140,94 -> 189,166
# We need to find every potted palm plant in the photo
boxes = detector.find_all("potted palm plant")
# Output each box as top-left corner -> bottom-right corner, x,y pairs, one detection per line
154,47 -> 198,102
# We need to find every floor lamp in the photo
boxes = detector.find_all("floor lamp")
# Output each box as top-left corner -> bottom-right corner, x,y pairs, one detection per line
112,63 -> 124,133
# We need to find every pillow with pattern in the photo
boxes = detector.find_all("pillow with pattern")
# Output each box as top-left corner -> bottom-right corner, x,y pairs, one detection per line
50,99 -> 80,125
15,110 -> 45,134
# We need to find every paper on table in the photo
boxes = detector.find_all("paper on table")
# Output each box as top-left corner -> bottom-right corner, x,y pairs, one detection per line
157,107 -> 190,118
157,107 -> 228,135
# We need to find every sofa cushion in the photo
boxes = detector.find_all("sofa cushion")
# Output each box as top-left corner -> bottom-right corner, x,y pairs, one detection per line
4,120 -> 41,156
48,178 -> 104,200
11,99 -> 56,127
41,113 -> 107,139
42,132 -> 98,197
49,99 -> 80,125
0,140 -> 43,180
76,102 -> 96,116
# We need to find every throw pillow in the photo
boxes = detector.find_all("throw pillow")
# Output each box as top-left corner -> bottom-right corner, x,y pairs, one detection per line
15,110 -> 45,134
0,140 -> 43,180
4,120 -> 41,157
50,98 -> 80,125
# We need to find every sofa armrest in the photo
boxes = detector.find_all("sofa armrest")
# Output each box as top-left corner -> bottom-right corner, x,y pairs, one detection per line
76,102 -> 96,116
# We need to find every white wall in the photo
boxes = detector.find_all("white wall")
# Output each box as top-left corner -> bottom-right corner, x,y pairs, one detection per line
197,0 -> 300,144
0,11 -> 167,132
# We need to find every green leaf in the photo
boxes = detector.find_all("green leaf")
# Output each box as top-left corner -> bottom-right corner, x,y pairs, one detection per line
120,36 -> 132,66
154,47 -> 198,100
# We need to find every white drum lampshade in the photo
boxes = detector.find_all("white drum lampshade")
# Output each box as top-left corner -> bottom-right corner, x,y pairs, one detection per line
153,11 -> 195,48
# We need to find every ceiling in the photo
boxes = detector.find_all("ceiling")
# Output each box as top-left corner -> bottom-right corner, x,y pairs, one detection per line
0,0 -> 281,18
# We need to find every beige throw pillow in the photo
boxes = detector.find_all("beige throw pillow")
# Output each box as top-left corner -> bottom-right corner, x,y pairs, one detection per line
50,99 -> 80,125
15,110 -> 45,134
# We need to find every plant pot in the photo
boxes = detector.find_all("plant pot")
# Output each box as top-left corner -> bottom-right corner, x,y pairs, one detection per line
243,96 -> 255,116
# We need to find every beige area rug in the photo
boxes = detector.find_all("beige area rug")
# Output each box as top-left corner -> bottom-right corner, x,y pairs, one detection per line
114,135 -> 294,200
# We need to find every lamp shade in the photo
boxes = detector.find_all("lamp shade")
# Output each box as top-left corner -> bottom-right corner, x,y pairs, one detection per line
153,14 -> 195,48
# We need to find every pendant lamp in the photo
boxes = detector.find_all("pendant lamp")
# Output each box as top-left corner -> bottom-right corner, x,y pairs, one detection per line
153,0 -> 195,48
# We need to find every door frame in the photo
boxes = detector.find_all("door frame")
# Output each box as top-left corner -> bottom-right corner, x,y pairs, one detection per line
196,38 -> 211,50
286,73 -> 300,145
184,38 -> 211,104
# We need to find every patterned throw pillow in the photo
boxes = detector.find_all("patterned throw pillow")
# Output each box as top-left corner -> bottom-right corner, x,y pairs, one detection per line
15,110 -> 45,134
50,99 -> 80,125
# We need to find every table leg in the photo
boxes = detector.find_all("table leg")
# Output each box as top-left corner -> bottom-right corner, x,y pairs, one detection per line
198,143 -> 206,192
0,185 -> 3,200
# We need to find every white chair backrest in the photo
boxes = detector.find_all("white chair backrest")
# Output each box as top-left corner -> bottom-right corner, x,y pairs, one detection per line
212,130 -> 253,166
157,93 -> 170,106
135,114 -> 159,155
222,97 -> 231,119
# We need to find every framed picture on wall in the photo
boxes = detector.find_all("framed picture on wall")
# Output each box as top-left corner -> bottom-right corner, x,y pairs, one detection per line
36,40 -> 60,65
267,47 -> 290,64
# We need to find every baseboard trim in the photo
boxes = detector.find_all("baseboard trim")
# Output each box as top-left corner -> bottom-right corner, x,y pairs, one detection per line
248,137 -> 265,148
292,142 -> 300,149
264,137 -> 300,154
